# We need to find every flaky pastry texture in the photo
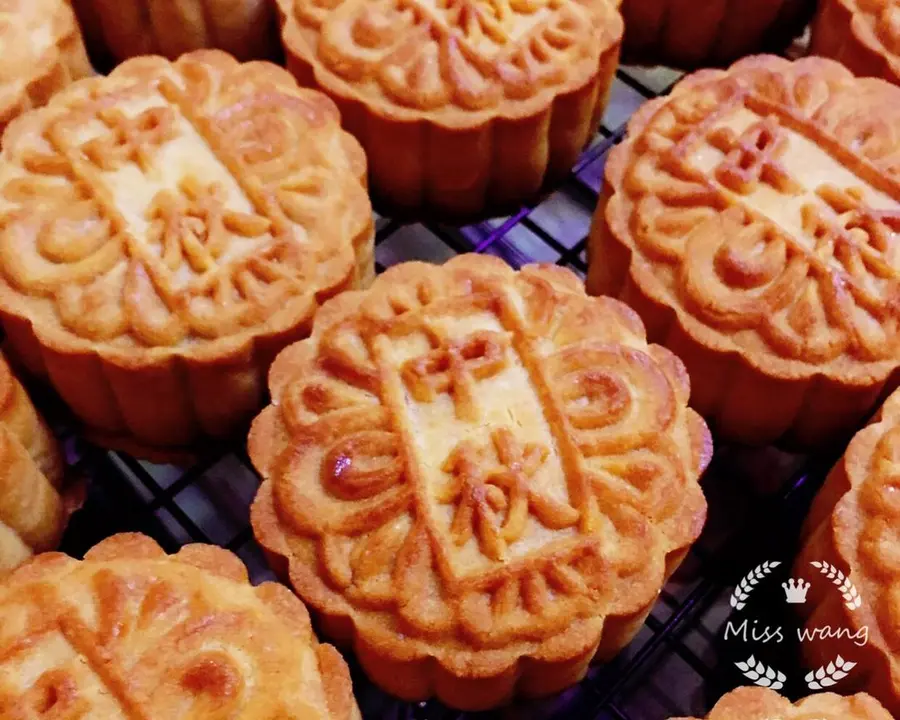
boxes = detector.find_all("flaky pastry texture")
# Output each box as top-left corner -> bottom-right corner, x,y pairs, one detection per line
0,49 -> 373,455
249,254 -> 711,710
0,0 -> 92,131
589,55 -> 900,447
671,686 -> 892,720
0,533 -> 361,720
0,354 -> 67,574
812,0 -> 900,86
620,0 -> 814,69
798,389 -> 900,715
276,0 -> 623,220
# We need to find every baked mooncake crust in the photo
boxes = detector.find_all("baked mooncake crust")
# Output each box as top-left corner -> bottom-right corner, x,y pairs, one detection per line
812,0 -> 900,87
588,55 -> 900,447
0,0 -> 92,132
0,354 -> 67,574
671,686 -> 892,720
798,389 -> 900,715
249,254 -> 711,710
276,0 -> 623,221
70,0 -> 278,64
0,50 -> 373,458
621,0 -> 815,69
0,533 -> 361,719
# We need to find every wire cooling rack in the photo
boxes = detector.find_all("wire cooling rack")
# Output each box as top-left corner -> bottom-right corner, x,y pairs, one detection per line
50,63 -> 846,720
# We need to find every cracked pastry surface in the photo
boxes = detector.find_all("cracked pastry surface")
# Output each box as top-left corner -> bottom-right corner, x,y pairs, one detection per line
0,49 -> 373,457
276,0 -> 623,220
588,55 -> 900,447
249,254 -> 711,710
0,533 -> 361,719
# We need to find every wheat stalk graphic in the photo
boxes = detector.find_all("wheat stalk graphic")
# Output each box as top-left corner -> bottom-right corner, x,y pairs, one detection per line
730,561 -> 781,611
806,656 -> 857,690
735,656 -> 786,690
810,561 -> 862,610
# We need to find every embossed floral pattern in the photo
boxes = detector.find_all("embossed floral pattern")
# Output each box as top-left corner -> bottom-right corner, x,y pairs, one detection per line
289,0 -> 608,112
250,256 -> 711,704
599,57 -> 900,368
0,534 -> 360,720
0,50 -> 374,453
0,51 -> 372,350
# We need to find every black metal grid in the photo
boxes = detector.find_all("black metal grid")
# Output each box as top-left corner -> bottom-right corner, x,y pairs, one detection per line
51,63 -> 844,720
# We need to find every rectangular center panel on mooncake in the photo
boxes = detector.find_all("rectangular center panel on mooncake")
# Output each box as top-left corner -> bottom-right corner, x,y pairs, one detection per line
54,90 -> 275,290
376,307 -> 577,578
684,104 -> 900,253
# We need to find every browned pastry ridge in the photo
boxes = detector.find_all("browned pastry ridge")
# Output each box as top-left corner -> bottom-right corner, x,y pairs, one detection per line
249,254 -> 711,711
0,0 -> 92,131
0,50 -> 374,458
0,354 -> 68,574
70,0 -> 278,64
588,55 -> 900,448
276,0 -> 623,221
797,389 -> 900,715
812,0 -> 900,86
0,533 -> 361,719
620,0 -> 815,69
670,686 -> 892,720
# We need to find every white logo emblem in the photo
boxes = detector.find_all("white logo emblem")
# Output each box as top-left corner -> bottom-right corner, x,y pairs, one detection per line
781,578 -> 811,604
725,560 -> 867,692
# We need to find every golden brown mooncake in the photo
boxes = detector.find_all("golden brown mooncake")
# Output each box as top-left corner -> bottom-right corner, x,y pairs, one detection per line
0,533 -> 361,720
671,687 -> 892,720
0,354 -> 67,574
249,254 -> 711,710
812,0 -> 900,87
0,49 -> 374,458
588,55 -> 900,448
0,0 -> 92,131
276,0 -> 623,221
620,0 -> 815,69
70,0 -> 278,65
797,389 -> 900,715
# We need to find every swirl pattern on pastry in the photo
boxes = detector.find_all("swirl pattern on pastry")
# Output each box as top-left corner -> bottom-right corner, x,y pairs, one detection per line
249,255 -> 711,709
0,533 -> 361,720
596,56 -> 900,376
0,50 -> 372,351
282,0 -> 621,116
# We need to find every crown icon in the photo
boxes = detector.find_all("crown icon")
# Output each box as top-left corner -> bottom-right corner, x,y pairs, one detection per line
782,578 -> 811,604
